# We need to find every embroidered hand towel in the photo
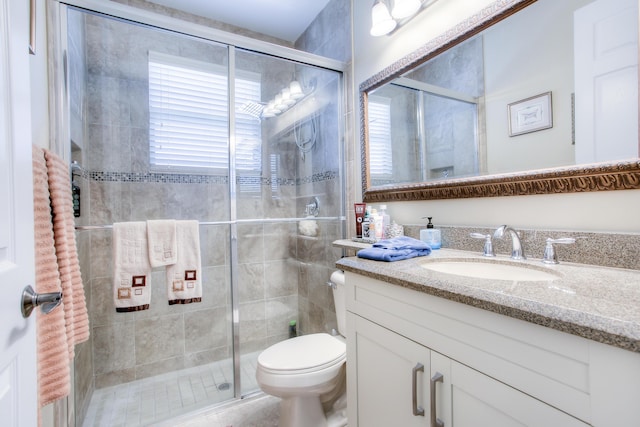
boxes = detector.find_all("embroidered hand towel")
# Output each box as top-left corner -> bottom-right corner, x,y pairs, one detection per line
113,222 -> 151,312
32,146 -> 71,408
147,219 -> 177,267
166,220 -> 202,305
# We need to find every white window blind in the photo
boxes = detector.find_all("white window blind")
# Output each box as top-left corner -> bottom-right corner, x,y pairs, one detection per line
368,97 -> 393,176
148,51 -> 262,177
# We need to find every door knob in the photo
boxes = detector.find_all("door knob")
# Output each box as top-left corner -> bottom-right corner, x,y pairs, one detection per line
21,285 -> 62,318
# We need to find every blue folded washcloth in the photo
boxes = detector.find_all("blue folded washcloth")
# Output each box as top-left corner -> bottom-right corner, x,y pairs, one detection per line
357,236 -> 432,262
373,236 -> 431,251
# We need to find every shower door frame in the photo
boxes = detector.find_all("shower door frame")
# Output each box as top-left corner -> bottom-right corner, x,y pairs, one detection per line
49,0 -> 348,417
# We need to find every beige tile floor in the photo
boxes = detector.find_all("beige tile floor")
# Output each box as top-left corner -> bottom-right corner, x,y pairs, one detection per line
82,352 -> 267,427
165,394 -> 280,427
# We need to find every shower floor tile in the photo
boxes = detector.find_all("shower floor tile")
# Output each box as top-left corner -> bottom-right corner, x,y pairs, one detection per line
82,352 -> 260,427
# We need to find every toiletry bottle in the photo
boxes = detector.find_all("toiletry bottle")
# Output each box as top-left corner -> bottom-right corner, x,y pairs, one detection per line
354,203 -> 366,237
378,205 -> 390,238
72,179 -> 81,217
289,320 -> 297,338
372,208 -> 384,240
368,208 -> 378,240
420,217 -> 441,249
362,206 -> 372,239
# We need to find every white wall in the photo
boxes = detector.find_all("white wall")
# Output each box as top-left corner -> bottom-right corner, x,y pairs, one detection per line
352,0 -> 640,232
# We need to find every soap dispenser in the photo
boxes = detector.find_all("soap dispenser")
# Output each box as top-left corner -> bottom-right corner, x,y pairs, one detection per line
420,217 -> 441,249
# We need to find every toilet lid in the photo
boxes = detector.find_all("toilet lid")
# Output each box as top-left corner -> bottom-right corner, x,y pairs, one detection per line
258,333 -> 346,373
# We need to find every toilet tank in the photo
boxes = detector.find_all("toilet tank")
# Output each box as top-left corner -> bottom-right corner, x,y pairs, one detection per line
330,270 -> 346,336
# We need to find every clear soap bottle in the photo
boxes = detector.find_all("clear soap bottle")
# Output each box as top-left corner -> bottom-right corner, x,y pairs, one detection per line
419,216 -> 441,249
378,205 -> 390,238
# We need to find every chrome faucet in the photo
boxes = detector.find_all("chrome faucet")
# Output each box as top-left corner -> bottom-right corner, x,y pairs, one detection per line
493,225 -> 525,260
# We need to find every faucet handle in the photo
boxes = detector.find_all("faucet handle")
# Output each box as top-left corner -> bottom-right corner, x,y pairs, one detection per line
542,237 -> 576,264
470,233 -> 495,257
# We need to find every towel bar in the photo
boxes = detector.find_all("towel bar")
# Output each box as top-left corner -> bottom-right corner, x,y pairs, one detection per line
74,216 -> 346,230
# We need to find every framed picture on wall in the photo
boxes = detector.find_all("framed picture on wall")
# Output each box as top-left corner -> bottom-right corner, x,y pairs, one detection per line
508,91 -> 553,136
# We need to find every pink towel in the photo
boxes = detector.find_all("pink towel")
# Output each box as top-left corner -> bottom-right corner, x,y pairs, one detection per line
44,149 -> 90,356
32,147 -> 71,408
166,220 -> 202,305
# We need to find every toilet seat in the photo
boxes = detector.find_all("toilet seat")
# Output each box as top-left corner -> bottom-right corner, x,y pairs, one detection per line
257,333 -> 346,375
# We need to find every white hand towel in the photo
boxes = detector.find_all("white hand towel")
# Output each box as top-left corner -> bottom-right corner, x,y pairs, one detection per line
166,220 -> 202,305
147,219 -> 177,267
113,222 -> 152,312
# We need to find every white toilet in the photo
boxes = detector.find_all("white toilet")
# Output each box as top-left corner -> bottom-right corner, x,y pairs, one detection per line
256,270 -> 347,427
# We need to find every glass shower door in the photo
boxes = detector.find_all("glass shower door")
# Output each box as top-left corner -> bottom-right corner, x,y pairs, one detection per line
67,7 -> 236,425
232,49 -> 345,395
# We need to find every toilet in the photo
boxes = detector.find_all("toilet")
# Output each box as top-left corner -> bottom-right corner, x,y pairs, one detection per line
256,270 -> 347,427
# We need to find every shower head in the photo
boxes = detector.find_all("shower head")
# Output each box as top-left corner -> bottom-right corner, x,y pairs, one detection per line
239,101 -> 265,119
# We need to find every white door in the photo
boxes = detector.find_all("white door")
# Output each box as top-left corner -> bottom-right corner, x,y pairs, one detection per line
574,0 -> 639,163
0,0 -> 38,425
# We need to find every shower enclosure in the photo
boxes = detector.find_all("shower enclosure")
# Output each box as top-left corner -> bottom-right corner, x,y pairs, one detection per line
57,2 -> 345,425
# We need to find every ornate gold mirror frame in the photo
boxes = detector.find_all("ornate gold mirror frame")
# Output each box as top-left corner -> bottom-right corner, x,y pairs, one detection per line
360,0 -> 640,203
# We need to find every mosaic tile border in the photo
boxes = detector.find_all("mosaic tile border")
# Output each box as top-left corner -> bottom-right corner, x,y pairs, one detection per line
89,171 -> 228,184
85,170 -> 339,186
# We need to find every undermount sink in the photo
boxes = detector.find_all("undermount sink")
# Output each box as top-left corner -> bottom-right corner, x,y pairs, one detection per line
420,259 -> 559,282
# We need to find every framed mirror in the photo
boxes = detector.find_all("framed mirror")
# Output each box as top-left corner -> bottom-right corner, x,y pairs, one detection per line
360,0 -> 640,202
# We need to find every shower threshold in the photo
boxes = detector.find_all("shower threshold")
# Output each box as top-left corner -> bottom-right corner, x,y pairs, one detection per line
82,351 -> 260,427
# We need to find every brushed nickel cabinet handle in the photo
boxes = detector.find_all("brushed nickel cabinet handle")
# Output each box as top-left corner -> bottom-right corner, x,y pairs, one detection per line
412,363 -> 425,416
430,372 -> 444,427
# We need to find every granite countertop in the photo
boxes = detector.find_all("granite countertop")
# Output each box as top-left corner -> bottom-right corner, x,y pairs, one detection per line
333,240 -> 640,353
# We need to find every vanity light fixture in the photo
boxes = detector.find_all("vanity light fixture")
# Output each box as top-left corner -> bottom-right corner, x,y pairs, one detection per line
261,78 -> 314,119
370,0 -> 436,37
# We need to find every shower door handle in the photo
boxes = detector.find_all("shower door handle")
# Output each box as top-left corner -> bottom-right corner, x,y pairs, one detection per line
21,285 -> 63,318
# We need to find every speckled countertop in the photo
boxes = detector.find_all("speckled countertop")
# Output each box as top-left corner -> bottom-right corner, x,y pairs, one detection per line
334,240 -> 640,353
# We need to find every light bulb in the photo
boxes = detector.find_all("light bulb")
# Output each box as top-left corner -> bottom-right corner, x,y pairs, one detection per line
289,80 -> 304,99
370,0 -> 396,37
261,109 -> 275,118
281,88 -> 296,107
267,101 -> 281,115
391,0 -> 421,20
274,94 -> 288,111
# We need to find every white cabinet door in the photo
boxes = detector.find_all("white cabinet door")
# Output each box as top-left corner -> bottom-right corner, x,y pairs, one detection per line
352,315 -> 430,427
448,361 -> 589,427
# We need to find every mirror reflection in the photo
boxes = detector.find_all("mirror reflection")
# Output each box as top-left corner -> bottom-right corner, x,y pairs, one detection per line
366,0 -> 638,189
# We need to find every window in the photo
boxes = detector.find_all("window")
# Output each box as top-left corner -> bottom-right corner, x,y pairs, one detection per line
148,51 -> 262,179
367,96 -> 393,177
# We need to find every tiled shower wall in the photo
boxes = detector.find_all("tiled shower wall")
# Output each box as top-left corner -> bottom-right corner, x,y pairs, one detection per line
294,0 -> 352,337
71,1 -> 349,423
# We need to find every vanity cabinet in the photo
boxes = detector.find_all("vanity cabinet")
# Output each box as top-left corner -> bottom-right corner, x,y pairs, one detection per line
345,272 -> 640,426
351,315 -> 587,426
